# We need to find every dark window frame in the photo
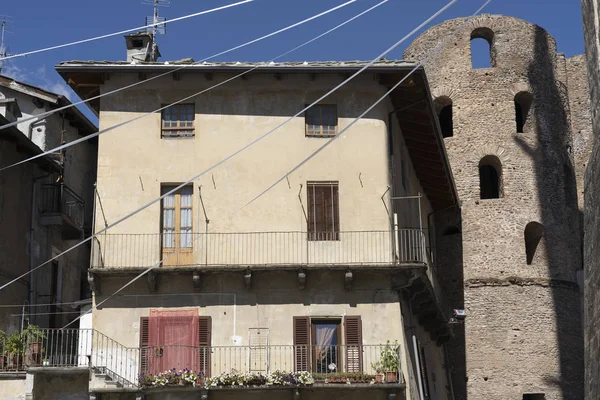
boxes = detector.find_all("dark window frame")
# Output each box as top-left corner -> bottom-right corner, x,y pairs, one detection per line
305,104 -> 338,137
161,103 -> 196,138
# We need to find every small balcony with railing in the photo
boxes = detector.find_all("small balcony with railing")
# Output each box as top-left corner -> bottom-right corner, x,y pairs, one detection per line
39,183 -> 85,239
0,328 -> 405,396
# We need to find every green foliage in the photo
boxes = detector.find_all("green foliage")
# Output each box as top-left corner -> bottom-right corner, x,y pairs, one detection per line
379,340 -> 400,372
6,333 -> 24,355
22,325 -> 46,342
313,372 -> 375,383
0,330 -> 6,353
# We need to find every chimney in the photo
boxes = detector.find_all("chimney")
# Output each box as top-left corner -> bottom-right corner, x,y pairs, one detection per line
124,32 -> 160,63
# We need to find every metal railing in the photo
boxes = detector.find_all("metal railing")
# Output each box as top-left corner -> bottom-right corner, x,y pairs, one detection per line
40,183 -> 85,229
92,229 -> 426,269
140,344 -> 401,380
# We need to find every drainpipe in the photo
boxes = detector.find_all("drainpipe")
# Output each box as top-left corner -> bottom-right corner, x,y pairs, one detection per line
30,171 -> 54,326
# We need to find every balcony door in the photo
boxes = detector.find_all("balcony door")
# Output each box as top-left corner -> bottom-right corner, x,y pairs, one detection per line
161,186 -> 193,266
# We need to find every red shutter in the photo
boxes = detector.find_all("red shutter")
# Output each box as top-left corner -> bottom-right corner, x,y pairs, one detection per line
198,316 -> 211,377
344,316 -> 363,372
140,317 -> 149,376
293,316 -> 311,371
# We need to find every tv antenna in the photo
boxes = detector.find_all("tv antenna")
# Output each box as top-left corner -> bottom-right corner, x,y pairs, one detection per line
0,16 -> 15,72
142,0 -> 169,60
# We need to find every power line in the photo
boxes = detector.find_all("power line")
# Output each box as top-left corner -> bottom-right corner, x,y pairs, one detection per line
242,0 -> 494,211
0,0 -> 390,296
60,0 -> 464,330
0,0 -> 253,61
0,0 -> 358,150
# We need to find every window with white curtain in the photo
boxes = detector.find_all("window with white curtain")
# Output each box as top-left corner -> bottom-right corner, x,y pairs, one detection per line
161,185 -> 193,266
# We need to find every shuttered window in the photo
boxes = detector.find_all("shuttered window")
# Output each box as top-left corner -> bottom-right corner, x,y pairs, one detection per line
293,316 -> 311,372
305,105 -> 337,137
198,316 -> 211,377
344,316 -> 363,372
140,315 -> 211,377
307,182 -> 340,241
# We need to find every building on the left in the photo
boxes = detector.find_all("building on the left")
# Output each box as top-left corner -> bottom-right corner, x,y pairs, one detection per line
0,74 -> 98,353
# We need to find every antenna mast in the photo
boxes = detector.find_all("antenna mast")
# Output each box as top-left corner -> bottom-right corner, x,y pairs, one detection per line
143,0 -> 168,60
0,16 -> 13,73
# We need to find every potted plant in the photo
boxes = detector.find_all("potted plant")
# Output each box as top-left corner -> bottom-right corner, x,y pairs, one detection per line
6,333 -> 24,369
0,330 -> 6,369
22,325 -> 45,366
371,361 -> 384,383
380,340 -> 400,383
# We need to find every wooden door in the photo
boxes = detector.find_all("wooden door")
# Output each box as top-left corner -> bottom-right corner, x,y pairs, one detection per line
161,186 -> 193,266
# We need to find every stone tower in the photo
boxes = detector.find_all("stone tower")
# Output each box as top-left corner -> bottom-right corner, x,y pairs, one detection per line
404,15 -> 585,400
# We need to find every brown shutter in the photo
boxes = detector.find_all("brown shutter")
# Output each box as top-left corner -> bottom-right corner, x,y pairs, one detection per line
344,315 -> 363,372
140,317 -> 149,376
198,316 -> 211,377
293,316 -> 311,372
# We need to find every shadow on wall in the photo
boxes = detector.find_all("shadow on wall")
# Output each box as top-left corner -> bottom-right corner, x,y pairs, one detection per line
513,26 -> 583,399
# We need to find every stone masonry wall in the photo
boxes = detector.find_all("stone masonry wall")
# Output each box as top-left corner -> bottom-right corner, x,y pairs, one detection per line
405,14 -> 584,399
581,0 -> 600,399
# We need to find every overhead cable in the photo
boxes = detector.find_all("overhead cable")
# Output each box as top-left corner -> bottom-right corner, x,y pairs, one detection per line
0,0 -> 357,134
0,0 -> 253,61
0,0 -> 391,295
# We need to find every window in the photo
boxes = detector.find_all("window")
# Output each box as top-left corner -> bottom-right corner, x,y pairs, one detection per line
470,27 -> 494,69
434,96 -> 453,138
307,182 -> 340,241
305,105 -> 337,137
479,155 -> 502,199
293,316 -> 362,373
514,92 -> 533,133
161,185 -> 193,265
524,222 -> 544,265
161,104 -> 195,138
140,313 -> 211,377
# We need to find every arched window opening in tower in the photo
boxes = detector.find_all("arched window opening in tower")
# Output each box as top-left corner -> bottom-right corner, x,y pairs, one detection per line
524,222 -> 545,265
434,96 -> 453,138
470,27 -> 495,69
479,155 -> 502,199
514,92 -> 533,133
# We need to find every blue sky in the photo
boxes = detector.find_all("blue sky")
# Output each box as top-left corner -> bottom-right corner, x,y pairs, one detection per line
0,0 -> 585,125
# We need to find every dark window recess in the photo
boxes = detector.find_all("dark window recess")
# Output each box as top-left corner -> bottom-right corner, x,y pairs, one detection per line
311,320 -> 341,373
161,104 -> 195,138
524,222 -> 544,265
479,156 -> 502,199
132,39 -> 144,48
344,316 -> 363,373
307,182 -> 340,241
523,394 -> 546,400
293,316 -> 311,372
418,342 -> 431,398
49,260 -> 59,329
439,105 -> 453,138
514,92 -> 533,133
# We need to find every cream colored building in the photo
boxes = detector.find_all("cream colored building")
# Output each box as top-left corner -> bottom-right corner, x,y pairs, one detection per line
44,52 -> 458,400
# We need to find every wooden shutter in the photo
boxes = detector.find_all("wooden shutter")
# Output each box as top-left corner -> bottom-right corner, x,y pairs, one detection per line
344,316 -> 363,372
293,316 -> 311,371
198,316 -> 211,377
140,317 -> 149,376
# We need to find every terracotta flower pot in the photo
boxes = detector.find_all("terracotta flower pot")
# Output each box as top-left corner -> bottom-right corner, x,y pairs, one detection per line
375,374 -> 383,384
385,371 -> 398,383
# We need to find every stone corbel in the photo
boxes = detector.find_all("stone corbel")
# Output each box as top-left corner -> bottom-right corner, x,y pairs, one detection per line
297,270 -> 306,290
193,272 -> 202,291
244,270 -> 252,290
344,270 -> 353,290
293,388 -> 301,400
148,271 -> 157,292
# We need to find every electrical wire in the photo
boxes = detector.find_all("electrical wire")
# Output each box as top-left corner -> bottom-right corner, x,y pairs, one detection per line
59,0 -> 461,330
242,0 -> 493,211
0,0 -> 357,135
0,0 -> 253,61
0,0 -> 401,295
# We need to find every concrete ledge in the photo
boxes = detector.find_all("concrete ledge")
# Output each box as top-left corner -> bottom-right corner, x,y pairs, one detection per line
26,366 -> 89,376
0,372 -> 26,379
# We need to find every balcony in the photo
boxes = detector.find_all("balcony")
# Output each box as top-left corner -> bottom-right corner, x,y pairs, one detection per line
0,329 -> 404,394
91,229 -> 426,270
39,183 -> 85,239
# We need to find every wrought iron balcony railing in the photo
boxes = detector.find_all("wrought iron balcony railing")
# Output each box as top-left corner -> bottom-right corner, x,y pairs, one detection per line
91,229 -> 426,269
0,328 -> 402,388
40,183 -> 85,231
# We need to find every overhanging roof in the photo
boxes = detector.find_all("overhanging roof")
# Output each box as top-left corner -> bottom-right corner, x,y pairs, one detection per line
56,59 -> 459,209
